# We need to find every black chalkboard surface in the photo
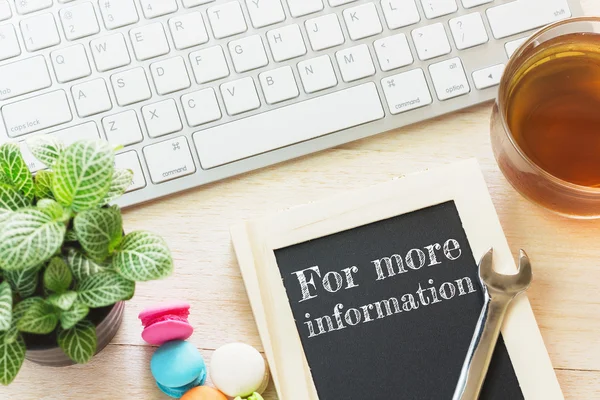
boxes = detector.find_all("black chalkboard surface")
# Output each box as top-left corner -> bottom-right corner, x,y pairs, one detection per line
275,201 -> 523,400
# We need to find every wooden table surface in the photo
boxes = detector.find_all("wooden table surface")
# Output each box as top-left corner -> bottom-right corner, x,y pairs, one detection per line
5,1 -> 600,399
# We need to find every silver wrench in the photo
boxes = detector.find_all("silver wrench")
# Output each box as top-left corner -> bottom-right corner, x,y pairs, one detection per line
453,248 -> 533,400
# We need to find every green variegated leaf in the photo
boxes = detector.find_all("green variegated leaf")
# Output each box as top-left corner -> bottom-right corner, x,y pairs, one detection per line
44,258 -> 72,293
73,207 -> 122,262
103,169 -> 133,205
59,302 -> 89,330
0,143 -> 34,202
3,326 -> 19,345
37,199 -> 66,221
57,320 -> 96,364
5,297 -> 41,344
113,231 -> 173,282
16,300 -> 58,334
78,271 -> 134,308
64,229 -> 78,242
0,209 -> 66,271
0,171 -> 11,186
26,135 -> 64,168
4,264 -> 42,298
34,170 -> 55,200
53,141 -> 114,212
0,184 -> 29,224
0,282 -> 12,331
12,297 -> 43,321
67,249 -> 107,281
0,332 -> 25,385
47,291 -> 77,311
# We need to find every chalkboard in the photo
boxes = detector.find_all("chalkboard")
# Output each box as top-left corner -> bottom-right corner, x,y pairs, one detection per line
275,201 -> 523,400
232,160 -> 563,399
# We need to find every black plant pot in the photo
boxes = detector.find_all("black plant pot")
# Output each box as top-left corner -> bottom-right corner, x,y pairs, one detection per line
24,301 -> 125,367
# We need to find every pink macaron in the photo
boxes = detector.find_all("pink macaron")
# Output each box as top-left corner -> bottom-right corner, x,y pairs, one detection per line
139,302 -> 194,345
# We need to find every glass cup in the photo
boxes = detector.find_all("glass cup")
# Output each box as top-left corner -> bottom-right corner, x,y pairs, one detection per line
490,17 -> 600,219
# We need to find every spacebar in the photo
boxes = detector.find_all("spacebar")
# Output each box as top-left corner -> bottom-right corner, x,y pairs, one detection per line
193,83 -> 384,169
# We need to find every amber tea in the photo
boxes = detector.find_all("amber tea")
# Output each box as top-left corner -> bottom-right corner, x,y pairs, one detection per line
506,33 -> 600,188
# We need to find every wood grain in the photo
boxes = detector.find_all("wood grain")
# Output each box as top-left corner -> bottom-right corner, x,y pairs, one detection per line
4,1 -> 599,399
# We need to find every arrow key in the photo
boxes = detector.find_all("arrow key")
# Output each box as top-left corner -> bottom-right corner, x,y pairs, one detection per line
472,64 -> 505,90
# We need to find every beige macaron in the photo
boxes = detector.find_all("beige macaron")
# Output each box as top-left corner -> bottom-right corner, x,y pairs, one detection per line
210,343 -> 270,397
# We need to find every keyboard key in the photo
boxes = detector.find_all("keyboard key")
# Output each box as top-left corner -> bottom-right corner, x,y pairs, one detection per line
0,25 -> 20,61
3,90 -> 72,137
343,3 -> 382,41
245,0 -> 285,28
20,13 -> 61,52
19,123 -> 98,172
193,83 -> 384,169
0,56 -> 51,100
335,44 -> 375,82
140,0 -> 178,19
381,0 -> 420,30
221,77 -> 261,116
22,123 -> 100,171
51,122 -> 100,145
183,0 -> 215,7
168,12 -> 209,50
130,23 -> 170,61
207,1 -> 247,39
429,57 -> 470,100
487,0 -> 570,40
182,88 -> 222,127
259,66 -> 299,104
143,136 -> 196,183
142,99 -> 183,138
449,12 -> 488,50
189,46 -> 229,84
287,0 -> 323,17
381,69 -> 432,114
72,79 -> 112,117
15,0 -> 52,15
306,14 -> 344,51
505,37 -> 528,58
91,33 -> 131,72
412,23 -> 451,61
330,0 -> 357,6
103,110 -> 144,147
20,141 -> 45,172
229,35 -> 269,73
374,33 -> 413,72
150,56 -> 191,95
51,45 -> 92,83
267,24 -> 307,62
461,0 -> 492,8
420,0 -> 457,19
0,1 -> 12,21
298,55 -> 337,93
472,64 -> 505,90
98,0 -> 139,30
60,2 -> 100,40
115,151 -> 146,192
111,67 -> 152,106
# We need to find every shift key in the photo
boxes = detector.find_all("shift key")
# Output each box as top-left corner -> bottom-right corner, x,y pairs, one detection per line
143,136 -> 196,184
2,90 -> 72,137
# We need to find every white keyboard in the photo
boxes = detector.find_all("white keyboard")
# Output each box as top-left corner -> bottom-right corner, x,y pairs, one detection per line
0,0 -> 581,207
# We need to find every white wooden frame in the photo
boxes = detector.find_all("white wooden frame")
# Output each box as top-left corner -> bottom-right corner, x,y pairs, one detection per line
231,159 -> 563,400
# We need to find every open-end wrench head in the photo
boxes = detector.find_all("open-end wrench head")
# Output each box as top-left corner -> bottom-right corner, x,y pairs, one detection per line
478,248 -> 532,294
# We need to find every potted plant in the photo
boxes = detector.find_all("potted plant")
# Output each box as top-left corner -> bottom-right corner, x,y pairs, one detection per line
0,138 -> 174,385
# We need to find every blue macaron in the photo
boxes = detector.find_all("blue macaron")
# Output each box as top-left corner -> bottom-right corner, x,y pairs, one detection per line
151,341 -> 207,398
